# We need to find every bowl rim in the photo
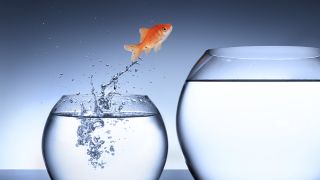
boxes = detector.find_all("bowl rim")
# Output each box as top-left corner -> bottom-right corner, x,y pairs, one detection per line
60,93 -> 150,99
205,46 -> 320,60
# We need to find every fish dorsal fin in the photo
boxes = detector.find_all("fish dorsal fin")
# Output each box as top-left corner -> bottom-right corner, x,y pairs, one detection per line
139,27 -> 149,42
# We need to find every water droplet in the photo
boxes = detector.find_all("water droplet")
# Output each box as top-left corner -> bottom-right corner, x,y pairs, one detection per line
110,145 -> 115,152
92,119 -> 104,129
94,136 -> 100,143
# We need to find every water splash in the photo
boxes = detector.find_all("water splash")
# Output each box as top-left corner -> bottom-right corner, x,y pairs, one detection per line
91,61 -> 139,116
75,59 -> 141,168
104,61 -> 139,92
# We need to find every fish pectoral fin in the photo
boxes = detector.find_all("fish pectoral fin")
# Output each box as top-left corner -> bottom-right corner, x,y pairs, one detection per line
145,46 -> 151,55
139,27 -> 149,42
154,42 -> 162,52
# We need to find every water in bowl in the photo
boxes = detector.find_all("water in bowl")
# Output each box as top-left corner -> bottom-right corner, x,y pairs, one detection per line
43,111 -> 167,180
178,80 -> 320,180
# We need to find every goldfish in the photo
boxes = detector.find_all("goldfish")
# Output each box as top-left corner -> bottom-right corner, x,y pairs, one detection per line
124,23 -> 173,61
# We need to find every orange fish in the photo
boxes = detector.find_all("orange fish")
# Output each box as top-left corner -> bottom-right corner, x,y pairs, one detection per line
124,24 -> 173,61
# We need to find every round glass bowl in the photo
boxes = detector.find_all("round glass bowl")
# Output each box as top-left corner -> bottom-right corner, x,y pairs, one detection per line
177,46 -> 320,180
42,94 -> 168,180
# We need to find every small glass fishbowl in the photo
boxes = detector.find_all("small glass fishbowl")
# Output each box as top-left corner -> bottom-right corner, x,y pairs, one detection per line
42,94 -> 168,180
177,46 -> 320,180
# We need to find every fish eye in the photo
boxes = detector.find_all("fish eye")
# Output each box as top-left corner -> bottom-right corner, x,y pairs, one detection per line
162,27 -> 167,31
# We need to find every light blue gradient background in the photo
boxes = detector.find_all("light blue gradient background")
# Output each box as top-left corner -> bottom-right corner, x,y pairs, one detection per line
1,0 -> 320,169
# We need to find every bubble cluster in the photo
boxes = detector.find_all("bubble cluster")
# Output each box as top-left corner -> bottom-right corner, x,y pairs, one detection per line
76,115 -> 132,168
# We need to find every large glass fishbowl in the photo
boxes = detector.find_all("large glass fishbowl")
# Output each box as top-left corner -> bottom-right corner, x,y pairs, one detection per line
42,94 -> 168,180
177,46 -> 320,180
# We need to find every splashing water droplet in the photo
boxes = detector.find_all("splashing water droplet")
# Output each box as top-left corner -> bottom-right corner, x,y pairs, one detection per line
110,145 -> 115,152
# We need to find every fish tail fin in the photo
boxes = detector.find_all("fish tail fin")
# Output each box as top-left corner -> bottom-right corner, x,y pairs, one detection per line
124,43 -> 143,61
